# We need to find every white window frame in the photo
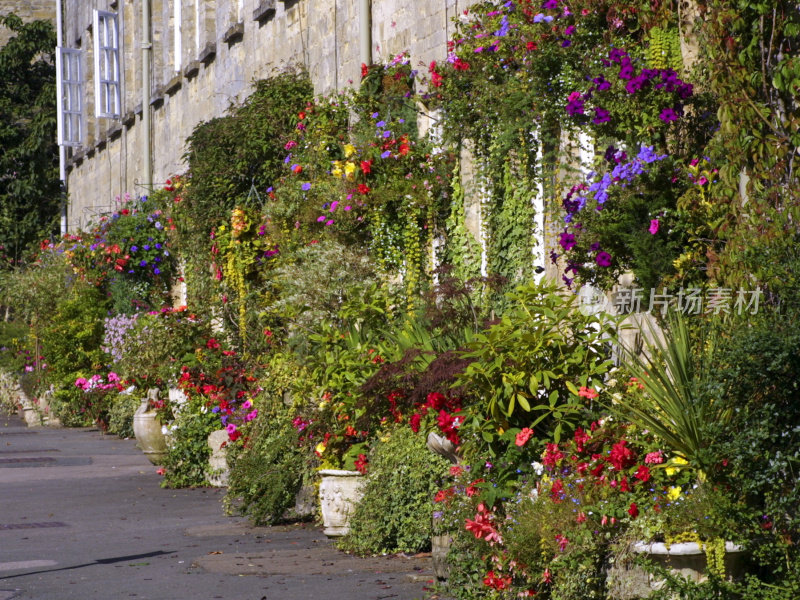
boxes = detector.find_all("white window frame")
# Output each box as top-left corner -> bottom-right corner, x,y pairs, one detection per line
56,48 -> 83,147
93,10 -> 121,119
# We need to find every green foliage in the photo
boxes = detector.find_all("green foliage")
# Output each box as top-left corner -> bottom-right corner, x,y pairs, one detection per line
0,14 -> 60,267
224,410 -> 310,525
107,392 -> 140,439
339,427 -> 450,555
112,309 -> 210,387
37,281 -> 108,423
161,394 -> 219,488
457,278 -> 617,449
613,311 -> 731,479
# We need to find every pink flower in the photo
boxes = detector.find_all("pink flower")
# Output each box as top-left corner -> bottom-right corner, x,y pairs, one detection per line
241,400 -> 253,410
649,219 -> 659,235
245,409 -> 258,422
107,372 -> 120,383
515,427 -> 534,447
645,450 -> 664,464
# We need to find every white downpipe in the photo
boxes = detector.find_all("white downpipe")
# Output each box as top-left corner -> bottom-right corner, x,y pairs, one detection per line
56,0 -> 67,235
142,0 -> 152,191
359,0 -> 372,67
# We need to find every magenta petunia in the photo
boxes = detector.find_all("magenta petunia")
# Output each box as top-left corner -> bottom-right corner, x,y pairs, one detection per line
649,219 -> 659,235
595,251 -> 612,267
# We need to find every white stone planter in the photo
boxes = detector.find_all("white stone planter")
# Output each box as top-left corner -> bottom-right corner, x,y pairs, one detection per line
318,469 -> 365,537
609,540 -> 747,599
206,429 -> 229,487
132,400 -> 168,465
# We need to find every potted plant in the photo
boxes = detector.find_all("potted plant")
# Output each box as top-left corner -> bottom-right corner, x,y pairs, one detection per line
132,387 -> 169,465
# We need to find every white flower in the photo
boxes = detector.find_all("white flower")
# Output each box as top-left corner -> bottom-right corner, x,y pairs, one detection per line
161,425 -> 168,435
531,461 -> 544,476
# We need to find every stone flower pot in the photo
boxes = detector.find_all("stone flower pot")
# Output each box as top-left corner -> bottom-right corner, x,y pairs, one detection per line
132,399 -> 168,465
609,540 -> 747,599
318,469 -> 365,537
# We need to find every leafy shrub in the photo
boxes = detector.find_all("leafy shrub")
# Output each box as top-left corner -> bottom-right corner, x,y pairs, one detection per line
224,411 -> 311,525
37,280 -> 108,425
339,426 -> 450,555
107,391 -> 140,438
161,393 -> 219,488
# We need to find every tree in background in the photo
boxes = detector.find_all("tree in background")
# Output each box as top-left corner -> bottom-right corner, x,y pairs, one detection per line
0,13 -> 60,268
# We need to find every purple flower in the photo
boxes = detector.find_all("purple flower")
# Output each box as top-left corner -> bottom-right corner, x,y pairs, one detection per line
130,245 -> 138,252
561,39 -> 572,47
301,182 -> 311,191
376,120 -> 386,128
495,16 -> 510,37
593,107 -> 611,124
542,0 -> 558,8
143,244 -> 150,251
381,150 -> 392,159
564,25 -> 575,35
139,259 -> 147,267
649,219 -> 660,235
559,231 -> 577,251
566,98 -> 585,116
383,130 -> 392,138
154,267 -> 161,275
595,251 -> 612,267
154,221 -> 163,230
533,13 -> 554,23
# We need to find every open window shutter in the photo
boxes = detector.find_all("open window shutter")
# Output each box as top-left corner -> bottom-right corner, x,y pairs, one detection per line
56,48 -> 83,146
93,10 -> 121,119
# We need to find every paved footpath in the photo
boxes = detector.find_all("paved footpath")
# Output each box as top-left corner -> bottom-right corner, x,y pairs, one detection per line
0,413 -> 436,600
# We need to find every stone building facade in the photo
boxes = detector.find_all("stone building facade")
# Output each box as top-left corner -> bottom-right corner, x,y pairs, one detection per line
0,1 -> 55,47
58,0 -> 474,229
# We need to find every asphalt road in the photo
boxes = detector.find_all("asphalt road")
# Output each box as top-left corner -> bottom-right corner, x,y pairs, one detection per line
0,413 -> 434,600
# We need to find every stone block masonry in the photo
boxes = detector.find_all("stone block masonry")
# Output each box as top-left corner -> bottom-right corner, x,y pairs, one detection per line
62,0 -> 477,227
0,1 -> 56,48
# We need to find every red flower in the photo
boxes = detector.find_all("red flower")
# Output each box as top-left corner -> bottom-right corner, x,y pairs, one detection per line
607,439 -> 636,470
483,570 -> 511,590
360,160 -> 372,174
354,453 -> 368,474
634,465 -> 651,482
434,487 -> 454,503
515,427 -> 534,447
526,41 -> 538,51
449,465 -> 464,477
292,164 -> 303,174
573,426 -> 591,452
578,386 -> 598,399
465,478 -> 483,497
206,338 -> 221,350
543,443 -> 564,467
409,412 -> 422,433
298,111 -> 306,120
357,183 -> 371,195
361,63 -> 369,78
550,478 -> 565,502
628,502 -> 639,519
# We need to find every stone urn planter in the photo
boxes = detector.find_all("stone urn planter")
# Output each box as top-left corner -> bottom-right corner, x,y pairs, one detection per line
206,429 -> 229,487
318,469 -> 365,537
432,533 -> 453,580
609,540 -> 747,599
132,398 -> 168,465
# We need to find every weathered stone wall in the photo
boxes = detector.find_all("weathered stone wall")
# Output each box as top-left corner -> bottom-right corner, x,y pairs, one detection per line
0,1 -> 55,47
63,0 -> 475,228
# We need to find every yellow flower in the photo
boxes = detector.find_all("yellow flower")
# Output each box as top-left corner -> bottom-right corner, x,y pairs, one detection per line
315,442 -> 326,455
331,161 -> 343,178
344,143 -> 356,158
665,456 -> 688,476
344,161 -> 357,180
667,486 -> 682,502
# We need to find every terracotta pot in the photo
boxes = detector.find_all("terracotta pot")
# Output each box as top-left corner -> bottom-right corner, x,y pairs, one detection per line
132,400 -> 167,465
318,469 -> 365,537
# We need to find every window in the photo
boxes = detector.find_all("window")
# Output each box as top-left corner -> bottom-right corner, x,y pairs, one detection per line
56,48 -> 83,146
93,10 -> 121,118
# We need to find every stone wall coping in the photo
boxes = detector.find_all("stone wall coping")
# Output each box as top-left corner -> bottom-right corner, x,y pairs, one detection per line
253,0 -> 276,23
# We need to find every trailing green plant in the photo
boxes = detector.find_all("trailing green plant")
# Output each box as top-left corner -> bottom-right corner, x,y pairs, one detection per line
339,426 -> 450,555
224,408 -> 312,525
160,392 -> 219,488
